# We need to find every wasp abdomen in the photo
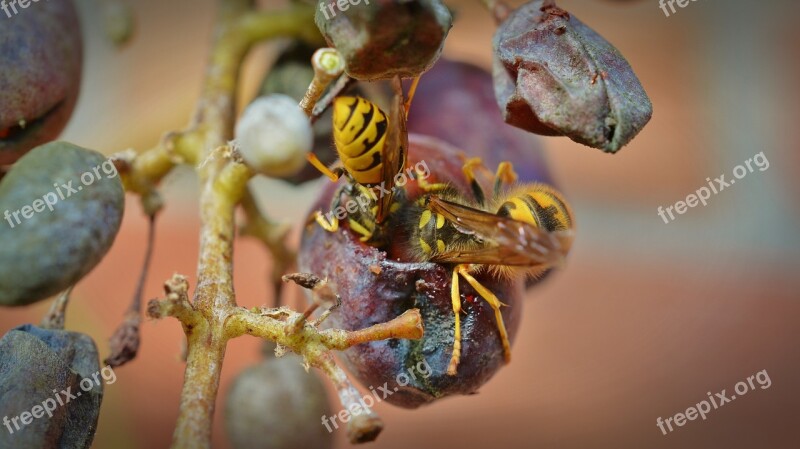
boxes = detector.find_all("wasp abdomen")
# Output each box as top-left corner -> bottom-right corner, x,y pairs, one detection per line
332,97 -> 389,185
496,186 -> 573,233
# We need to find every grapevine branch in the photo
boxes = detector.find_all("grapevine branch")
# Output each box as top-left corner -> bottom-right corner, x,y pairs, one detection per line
114,2 -> 425,448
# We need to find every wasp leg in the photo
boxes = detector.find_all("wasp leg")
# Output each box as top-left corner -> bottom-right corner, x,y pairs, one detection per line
404,75 -> 422,116
493,161 -> 518,197
348,218 -> 374,242
456,265 -> 512,364
416,174 -> 449,193
313,186 -> 348,233
447,268 -> 464,376
462,158 -> 488,206
307,153 -> 345,182
314,211 -> 339,232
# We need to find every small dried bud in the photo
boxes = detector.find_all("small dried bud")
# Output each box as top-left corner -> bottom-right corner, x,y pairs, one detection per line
0,325 -> 103,449
493,0 -> 652,152
102,1 -> 135,46
234,94 -> 313,178
314,0 -> 453,80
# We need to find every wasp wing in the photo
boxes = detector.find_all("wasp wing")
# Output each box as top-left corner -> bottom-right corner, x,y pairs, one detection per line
426,196 -> 574,267
375,76 -> 408,224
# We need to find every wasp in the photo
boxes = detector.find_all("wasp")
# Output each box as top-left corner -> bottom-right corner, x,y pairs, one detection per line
402,158 -> 575,375
307,77 -> 419,244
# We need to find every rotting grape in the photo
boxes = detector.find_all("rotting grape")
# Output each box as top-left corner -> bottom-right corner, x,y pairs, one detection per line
314,0 -> 452,80
299,136 -> 529,408
492,0 -> 652,153
0,0 -> 83,165
0,142 -> 125,306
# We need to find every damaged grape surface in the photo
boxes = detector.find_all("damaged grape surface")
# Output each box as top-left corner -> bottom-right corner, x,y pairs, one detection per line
0,0 -> 83,165
315,0 -> 452,80
493,0 -> 652,152
0,142 -> 125,306
299,136 -> 528,408
0,325 -> 103,449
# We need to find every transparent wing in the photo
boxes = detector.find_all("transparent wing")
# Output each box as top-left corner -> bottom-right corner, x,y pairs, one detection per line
427,196 -> 574,267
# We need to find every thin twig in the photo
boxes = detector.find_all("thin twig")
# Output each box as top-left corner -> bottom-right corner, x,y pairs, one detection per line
299,48 -> 345,116
240,189 -> 296,305
40,287 -> 74,330
105,213 -> 157,367
311,74 -> 356,124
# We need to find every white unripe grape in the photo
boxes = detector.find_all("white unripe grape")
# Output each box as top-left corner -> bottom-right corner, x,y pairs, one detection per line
235,94 -> 312,178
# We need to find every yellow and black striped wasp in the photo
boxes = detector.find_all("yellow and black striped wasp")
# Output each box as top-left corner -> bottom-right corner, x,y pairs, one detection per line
403,158 -> 575,375
307,77 -> 419,245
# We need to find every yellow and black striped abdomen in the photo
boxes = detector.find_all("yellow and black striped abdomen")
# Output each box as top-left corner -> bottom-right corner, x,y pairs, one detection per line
332,97 -> 389,186
496,185 -> 573,232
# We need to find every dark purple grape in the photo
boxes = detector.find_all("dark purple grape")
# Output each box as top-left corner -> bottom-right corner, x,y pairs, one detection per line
314,0 -> 452,80
0,0 -> 83,165
0,324 -> 104,449
406,58 -> 553,185
299,136 -> 526,408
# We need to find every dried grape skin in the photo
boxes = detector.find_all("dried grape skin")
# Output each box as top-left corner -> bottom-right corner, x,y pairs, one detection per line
0,142 -> 125,306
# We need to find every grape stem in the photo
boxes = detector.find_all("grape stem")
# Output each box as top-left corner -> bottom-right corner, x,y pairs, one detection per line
115,2 -> 426,448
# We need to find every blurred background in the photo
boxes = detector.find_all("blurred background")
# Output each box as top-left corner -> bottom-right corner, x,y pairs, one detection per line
1,0 -> 798,447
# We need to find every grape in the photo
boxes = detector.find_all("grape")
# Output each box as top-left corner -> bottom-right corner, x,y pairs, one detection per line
0,324 -> 103,449
0,0 -> 83,164
298,136 -> 526,408
0,142 -> 125,306
314,0 -> 452,80
225,347 -> 334,449
493,0 -> 652,152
